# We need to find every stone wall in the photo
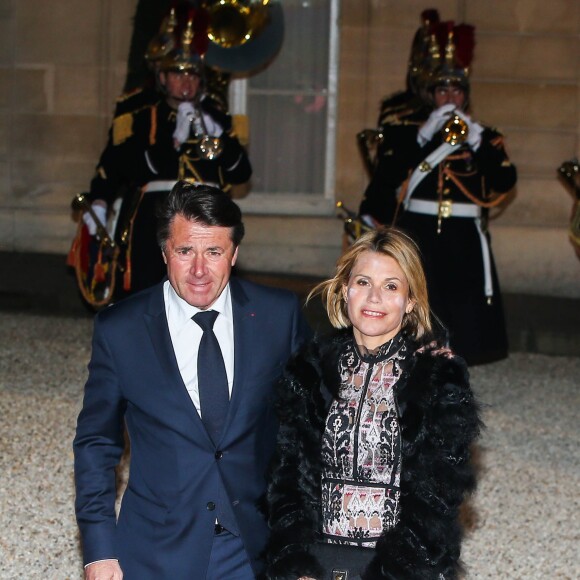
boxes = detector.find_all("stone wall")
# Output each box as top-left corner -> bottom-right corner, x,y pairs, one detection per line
1,0 -> 579,297
0,0 -> 136,252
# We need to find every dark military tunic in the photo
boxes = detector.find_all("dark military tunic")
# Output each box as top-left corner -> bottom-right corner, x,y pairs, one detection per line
360,120 -> 517,365
88,96 -> 251,296
377,90 -> 431,128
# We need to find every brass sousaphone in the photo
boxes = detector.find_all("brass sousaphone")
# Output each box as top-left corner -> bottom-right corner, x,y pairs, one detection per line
191,0 -> 284,160
67,194 -> 120,309
204,0 -> 284,74
70,1 -> 285,309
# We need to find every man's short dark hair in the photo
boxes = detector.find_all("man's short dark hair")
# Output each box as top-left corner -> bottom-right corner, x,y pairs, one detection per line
156,181 -> 245,249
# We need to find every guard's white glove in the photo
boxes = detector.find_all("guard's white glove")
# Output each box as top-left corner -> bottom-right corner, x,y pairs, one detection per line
82,203 -> 107,236
417,103 -> 456,145
198,110 -> 224,138
360,214 -> 379,228
173,102 -> 196,147
454,109 -> 484,151
173,102 -> 224,148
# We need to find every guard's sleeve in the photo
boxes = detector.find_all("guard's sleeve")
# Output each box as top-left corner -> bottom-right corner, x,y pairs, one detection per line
87,107 -> 152,205
217,133 -> 253,184
201,97 -> 252,185
359,124 -> 423,224
474,128 -> 517,193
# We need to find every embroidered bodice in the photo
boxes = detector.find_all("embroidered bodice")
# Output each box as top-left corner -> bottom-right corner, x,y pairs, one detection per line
320,333 -> 408,547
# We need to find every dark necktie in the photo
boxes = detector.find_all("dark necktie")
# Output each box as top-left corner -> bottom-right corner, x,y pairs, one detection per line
193,310 -> 229,444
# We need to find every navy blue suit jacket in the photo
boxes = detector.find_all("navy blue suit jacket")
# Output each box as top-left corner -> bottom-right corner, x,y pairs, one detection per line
73,277 -> 310,578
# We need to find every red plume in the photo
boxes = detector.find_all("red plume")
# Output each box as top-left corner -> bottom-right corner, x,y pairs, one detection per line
454,24 -> 475,68
192,7 -> 209,56
434,20 -> 453,53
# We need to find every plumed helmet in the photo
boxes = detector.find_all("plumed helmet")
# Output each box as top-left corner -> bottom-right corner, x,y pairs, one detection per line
429,21 -> 475,92
407,9 -> 440,96
159,7 -> 210,75
145,7 -> 178,68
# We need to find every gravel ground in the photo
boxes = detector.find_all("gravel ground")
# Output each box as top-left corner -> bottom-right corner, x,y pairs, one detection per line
0,312 -> 578,579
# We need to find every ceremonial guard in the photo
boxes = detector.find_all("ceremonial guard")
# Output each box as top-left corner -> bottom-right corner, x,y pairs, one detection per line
74,11 -> 251,303
358,9 -> 439,224
359,22 -> 517,365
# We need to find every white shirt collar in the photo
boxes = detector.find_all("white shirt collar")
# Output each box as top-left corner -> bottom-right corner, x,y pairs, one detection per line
164,280 -> 232,330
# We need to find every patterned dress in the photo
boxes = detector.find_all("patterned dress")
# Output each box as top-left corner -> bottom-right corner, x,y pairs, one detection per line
320,333 -> 408,548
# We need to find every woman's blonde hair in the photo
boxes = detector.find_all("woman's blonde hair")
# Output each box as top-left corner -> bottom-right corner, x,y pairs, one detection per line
308,227 -> 432,340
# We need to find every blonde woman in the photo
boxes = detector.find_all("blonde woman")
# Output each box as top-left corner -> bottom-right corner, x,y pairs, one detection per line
265,227 -> 481,580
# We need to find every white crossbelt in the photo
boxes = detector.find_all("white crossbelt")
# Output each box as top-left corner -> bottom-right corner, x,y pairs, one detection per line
144,180 -> 220,193
403,142 -> 456,208
406,199 -> 493,300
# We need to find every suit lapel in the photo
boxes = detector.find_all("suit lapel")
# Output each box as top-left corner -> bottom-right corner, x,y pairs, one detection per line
220,277 -> 253,441
143,284 -> 213,445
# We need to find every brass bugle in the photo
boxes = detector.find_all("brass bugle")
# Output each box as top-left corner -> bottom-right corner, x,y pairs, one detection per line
191,101 -> 224,161
442,113 -> 469,146
71,193 -> 115,248
197,134 -> 224,160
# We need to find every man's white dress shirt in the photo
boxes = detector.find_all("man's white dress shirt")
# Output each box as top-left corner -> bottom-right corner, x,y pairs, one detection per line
163,280 -> 235,415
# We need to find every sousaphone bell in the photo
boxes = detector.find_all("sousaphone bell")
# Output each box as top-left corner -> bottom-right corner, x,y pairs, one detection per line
204,0 -> 284,74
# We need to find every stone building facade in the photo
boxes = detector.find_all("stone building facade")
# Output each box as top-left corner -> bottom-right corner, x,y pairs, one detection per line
1,0 -> 579,297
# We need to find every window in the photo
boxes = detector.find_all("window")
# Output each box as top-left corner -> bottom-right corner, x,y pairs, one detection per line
232,0 -> 339,215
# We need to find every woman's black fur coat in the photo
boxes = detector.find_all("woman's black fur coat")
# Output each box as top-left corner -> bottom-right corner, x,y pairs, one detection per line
264,329 -> 482,580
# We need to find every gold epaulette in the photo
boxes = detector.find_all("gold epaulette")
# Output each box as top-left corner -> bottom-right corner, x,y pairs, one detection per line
382,114 -> 404,126
116,88 -> 143,103
232,114 -> 249,147
382,117 -> 423,127
112,112 -> 134,146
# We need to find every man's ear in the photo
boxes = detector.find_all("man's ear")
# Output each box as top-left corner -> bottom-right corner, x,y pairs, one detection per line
161,249 -> 167,264
158,71 -> 166,87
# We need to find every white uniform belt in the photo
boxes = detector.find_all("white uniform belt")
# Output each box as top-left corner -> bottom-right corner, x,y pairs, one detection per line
143,180 -> 220,193
406,199 -> 482,218
143,180 -> 178,193
406,199 -> 493,300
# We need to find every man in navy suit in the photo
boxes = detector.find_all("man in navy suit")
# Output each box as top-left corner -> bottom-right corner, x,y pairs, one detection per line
73,181 -> 310,579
